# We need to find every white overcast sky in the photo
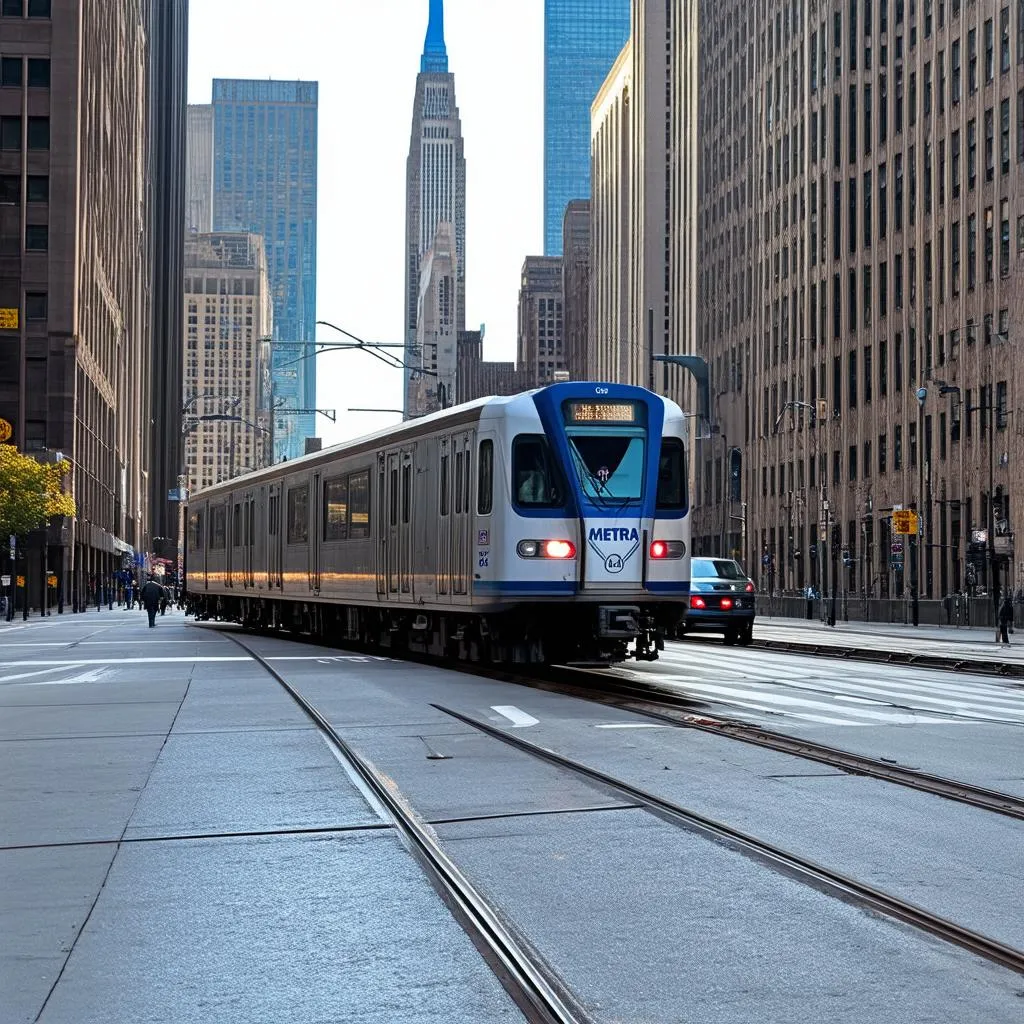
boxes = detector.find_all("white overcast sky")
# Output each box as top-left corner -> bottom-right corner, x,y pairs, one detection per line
188,0 -> 545,444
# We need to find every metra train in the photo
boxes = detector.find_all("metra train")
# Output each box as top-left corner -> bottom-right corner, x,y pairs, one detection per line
185,382 -> 691,663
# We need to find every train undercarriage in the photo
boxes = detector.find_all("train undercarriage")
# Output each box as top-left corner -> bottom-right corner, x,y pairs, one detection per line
187,593 -> 682,665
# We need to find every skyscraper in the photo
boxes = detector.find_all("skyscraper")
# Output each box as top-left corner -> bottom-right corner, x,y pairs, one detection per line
147,0 -> 189,565
404,0 -> 466,418
0,0 -> 163,610
185,104 -> 213,234
544,0 -> 630,256
212,79 -> 318,462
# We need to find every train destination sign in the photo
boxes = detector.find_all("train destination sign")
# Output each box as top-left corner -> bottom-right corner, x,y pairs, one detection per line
564,401 -> 638,424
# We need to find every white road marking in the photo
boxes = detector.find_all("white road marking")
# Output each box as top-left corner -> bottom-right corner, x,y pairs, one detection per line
24,668 -> 110,686
594,723 -> 671,729
490,705 -> 539,728
0,665 -> 87,684
0,657 -> 252,666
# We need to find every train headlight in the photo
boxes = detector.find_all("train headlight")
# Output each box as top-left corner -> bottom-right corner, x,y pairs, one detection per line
517,539 -> 577,559
649,540 -> 685,559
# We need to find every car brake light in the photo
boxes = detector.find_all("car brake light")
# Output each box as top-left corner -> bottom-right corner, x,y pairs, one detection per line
720,597 -> 733,610
690,596 -> 706,609
745,582 -> 754,592
649,540 -> 685,559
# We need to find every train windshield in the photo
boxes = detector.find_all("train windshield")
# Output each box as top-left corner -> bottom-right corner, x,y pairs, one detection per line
565,431 -> 646,502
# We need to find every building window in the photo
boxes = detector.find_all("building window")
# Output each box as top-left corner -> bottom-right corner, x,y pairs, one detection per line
849,444 -> 858,482
26,58 -> 48,87
848,349 -> 858,409
894,424 -> 903,470
1,57 -> 21,87
27,0 -> 51,15
968,27 -> 978,93
0,115 -> 19,150
26,174 -> 46,202
985,107 -> 994,181
26,116 -> 48,149
24,291 -> 46,320
879,433 -> 887,474
0,173 -> 17,203
1000,97 -> 1010,175
24,223 -> 46,250
952,39 -> 961,102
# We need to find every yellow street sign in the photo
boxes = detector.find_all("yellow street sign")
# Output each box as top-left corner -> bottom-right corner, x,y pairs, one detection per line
47,574 -> 57,587
892,509 -> 919,535
16,575 -> 25,588
0,418 -> 11,443
0,308 -> 18,330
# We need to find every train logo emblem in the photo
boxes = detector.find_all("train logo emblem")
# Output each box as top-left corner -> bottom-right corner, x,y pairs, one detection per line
587,526 -> 640,575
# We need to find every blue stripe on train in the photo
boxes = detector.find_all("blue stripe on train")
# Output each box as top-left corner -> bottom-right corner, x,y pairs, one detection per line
644,581 -> 691,594
473,581 -> 577,594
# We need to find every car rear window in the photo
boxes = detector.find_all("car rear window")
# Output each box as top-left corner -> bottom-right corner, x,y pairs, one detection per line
691,558 -> 747,580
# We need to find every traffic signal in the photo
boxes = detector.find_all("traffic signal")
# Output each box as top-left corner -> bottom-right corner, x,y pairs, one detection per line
728,447 -> 742,501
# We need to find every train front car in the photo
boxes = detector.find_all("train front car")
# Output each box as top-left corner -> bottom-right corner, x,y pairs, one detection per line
496,382 -> 690,663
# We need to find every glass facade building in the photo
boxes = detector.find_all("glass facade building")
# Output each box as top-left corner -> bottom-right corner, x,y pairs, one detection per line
212,79 -> 318,462
544,0 -> 630,256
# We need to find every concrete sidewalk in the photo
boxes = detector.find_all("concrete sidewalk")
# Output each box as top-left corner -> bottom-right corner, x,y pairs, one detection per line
750,615 -> 1023,676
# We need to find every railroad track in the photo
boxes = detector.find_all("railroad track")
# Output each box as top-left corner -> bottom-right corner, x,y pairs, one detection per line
518,666 -> 1024,823
222,631 -> 591,1024
435,702 -> 1024,978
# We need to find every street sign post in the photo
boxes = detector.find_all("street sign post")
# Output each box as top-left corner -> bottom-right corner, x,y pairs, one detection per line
892,509 -> 919,535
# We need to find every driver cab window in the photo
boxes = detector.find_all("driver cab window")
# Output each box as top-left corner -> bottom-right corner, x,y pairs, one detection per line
512,435 -> 563,507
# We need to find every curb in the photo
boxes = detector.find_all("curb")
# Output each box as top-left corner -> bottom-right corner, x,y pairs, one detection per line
750,638 -> 1024,679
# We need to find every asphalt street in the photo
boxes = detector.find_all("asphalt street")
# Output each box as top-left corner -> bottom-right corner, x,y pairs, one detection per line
2,609 -> 1023,1022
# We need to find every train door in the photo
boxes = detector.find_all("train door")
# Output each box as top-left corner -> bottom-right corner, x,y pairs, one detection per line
309,471 -> 322,595
268,484 -> 283,590
437,438 -> 451,597
451,431 -> 473,595
399,449 -> 414,596
226,494 -> 237,589
385,451 -> 400,593
244,491 -> 256,589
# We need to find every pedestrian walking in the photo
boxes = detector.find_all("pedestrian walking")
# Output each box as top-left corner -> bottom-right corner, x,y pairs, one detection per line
140,576 -> 164,628
124,582 -> 134,609
998,594 -> 1014,645
159,585 -> 169,616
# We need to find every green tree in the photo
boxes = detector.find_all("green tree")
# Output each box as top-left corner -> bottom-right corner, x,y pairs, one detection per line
0,444 -> 76,538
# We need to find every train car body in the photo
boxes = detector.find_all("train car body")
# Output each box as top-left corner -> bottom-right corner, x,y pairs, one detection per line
186,382 -> 691,663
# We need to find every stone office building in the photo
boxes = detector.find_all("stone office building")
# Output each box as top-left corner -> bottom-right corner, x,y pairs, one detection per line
0,0 -> 185,610
694,0 -> 1024,615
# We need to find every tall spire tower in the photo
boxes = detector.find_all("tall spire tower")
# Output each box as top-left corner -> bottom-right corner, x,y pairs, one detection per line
404,0 -> 466,418
421,0 -> 448,72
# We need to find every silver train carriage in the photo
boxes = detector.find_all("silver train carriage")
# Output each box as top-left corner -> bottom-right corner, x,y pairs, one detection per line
185,382 -> 692,663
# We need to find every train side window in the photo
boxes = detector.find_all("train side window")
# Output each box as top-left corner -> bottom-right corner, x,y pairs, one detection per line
656,438 -> 687,510
348,470 -> 370,538
188,509 -> 204,550
477,439 -> 493,515
232,503 -> 241,545
287,485 -> 309,544
268,495 -> 278,535
512,435 -> 563,507
440,454 -> 449,515
401,464 -> 411,524
323,476 -> 348,541
389,468 -> 398,526
210,505 -> 226,550
454,451 -> 464,514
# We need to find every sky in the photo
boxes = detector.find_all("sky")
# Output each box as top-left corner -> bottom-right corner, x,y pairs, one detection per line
188,0 -> 545,445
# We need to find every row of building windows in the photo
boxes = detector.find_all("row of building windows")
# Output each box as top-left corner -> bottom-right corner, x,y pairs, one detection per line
0,56 -> 49,88
0,0 -> 50,17
0,115 -> 48,150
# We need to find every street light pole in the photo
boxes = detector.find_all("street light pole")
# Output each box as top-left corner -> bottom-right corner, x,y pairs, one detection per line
988,381 -> 1000,640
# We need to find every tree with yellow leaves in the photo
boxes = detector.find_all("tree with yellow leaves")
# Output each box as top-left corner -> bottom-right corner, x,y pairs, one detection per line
0,444 -> 77,538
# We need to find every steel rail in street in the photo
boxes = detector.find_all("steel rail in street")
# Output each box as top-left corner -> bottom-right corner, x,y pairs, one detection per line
436,704 -> 1024,978
222,631 -> 592,1024
525,667 -> 1024,822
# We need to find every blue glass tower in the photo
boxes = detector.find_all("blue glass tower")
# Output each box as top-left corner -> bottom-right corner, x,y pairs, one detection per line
544,0 -> 630,256
212,79 -> 318,462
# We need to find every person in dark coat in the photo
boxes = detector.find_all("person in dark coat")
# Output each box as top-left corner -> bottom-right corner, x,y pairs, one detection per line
159,585 -> 169,616
998,594 -> 1014,645
140,577 -> 164,628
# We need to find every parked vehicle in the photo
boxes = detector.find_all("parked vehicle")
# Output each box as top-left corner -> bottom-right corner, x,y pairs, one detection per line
681,557 -> 755,645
